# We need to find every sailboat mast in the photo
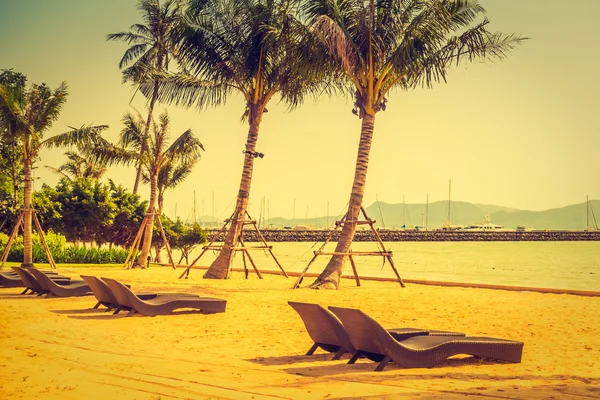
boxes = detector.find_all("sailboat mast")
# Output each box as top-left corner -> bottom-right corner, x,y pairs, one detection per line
587,195 -> 590,229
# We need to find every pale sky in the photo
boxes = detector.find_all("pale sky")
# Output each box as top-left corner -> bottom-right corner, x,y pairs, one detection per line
1,0 -> 599,222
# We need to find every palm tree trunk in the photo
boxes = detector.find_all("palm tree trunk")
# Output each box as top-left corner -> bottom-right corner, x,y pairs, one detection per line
135,172 -> 158,267
204,111 -> 262,279
21,154 -> 34,268
310,113 -> 376,289
133,81 -> 159,195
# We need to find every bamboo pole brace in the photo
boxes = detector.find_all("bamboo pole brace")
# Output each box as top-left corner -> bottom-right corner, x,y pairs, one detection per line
239,237 -> 262,279
32,211 -> 56,269
155,214 -> 177,270
0,210 -> 25,268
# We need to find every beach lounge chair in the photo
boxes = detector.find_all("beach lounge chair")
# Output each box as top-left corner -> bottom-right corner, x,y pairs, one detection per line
288,301 -> 357,359
12,267 -> 71,295
82,275 -> 200,313
1,271 -> 27,288
329,306 -> 524,370
29,268 -> 91,297
102,277 -> 226,317
289,302 -> 465,360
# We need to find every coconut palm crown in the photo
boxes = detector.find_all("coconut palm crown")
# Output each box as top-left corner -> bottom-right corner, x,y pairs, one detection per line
0,80 -> 108,267
303,0 -> 526,288
107,0 -> 185,195
45,150 -> 108,181
141,0 -> 334,278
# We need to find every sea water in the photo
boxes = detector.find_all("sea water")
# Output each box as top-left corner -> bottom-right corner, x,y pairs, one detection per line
181,241 -> 600,291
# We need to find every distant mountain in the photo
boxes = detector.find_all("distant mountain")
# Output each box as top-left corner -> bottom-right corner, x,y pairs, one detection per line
191,200 -> 600,230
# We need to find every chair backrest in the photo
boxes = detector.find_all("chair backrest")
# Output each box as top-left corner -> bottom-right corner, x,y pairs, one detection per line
81,275 -> 117,305
12,267 -> 41,291
28,268 -> 55,292
102,277 -> 136,309
328,306 -> 386,355
288,301 -> 356,353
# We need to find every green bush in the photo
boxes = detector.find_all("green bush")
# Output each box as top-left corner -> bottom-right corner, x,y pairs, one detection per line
1,231 -> 128,264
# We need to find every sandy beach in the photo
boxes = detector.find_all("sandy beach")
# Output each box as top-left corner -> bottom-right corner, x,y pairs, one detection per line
1,266 -> 599,399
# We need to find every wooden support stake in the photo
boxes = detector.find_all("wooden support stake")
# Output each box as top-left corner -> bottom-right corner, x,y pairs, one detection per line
348,253 -> 361,287
32,211 -> 56,269
180,209 -> 283,280
0,210 -> 24,268
239,237 -> 262,279
155,214 -> 176,270
180,217 -> 230,278
124,216 -> 146,269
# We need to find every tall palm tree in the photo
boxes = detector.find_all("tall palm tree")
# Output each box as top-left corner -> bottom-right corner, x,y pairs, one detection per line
107,0 -> 185,194
45,150 -> 108,181
0,80 -> 108,268
143,0 -> 331,278
141,141 -> 199,263
303,0 -> 525,288
116,111 -> 203,267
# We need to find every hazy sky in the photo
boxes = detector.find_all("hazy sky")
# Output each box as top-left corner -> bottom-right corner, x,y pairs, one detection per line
1,0 -> 599,222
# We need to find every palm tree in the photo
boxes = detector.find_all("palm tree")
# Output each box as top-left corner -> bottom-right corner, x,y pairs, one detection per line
303,0 -> 525,288
141,141 -> 199,262
116,110 -> 203,267
107,0 -> 185,194
0,80 -> 108,268
143,0 -> 331,278
45,150 -> 108,181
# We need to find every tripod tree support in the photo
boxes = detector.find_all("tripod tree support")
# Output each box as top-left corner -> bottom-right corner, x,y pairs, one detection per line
123,212 -> 177,270
179,210 -> 287,279
292,206 -> 404,289
1,208 -> 57,270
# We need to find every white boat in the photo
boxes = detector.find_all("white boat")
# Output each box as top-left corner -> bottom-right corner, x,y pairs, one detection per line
463,214 -> 506,231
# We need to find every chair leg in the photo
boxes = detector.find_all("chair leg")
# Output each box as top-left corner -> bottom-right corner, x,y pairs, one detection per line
348,351 -> 362,364
93,302 -> 101,309
306,342 -> 320,355
374,356 -> 391,372
126,309 -> 136,317
331,348 -> 345,360
112,306 -> 122,315
105,306 -> 113,312
21,288 -> 29,294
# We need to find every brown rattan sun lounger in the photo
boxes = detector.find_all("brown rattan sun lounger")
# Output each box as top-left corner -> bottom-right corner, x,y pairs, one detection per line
289,302 -> 465,360
1,271 -> 27,288
103,277 -> 226,317
329,306 -> 524,370
82,275 -> 199,313
12,267 -> 71,295
288,301 -> 357,360
29,268 -> 91,297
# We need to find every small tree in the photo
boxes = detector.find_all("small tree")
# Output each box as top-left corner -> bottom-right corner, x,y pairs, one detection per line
0,74 -> 107,267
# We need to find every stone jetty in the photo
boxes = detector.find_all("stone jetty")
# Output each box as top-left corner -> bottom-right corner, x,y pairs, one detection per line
205,229 -> 600,242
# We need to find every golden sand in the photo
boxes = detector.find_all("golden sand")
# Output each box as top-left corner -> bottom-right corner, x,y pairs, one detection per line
1,266 -> 599,399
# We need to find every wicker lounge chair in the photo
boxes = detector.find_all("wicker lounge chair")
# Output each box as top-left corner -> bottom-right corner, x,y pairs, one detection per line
12,267 -> 71,295
102,277 -> 226,317
82,275 -> 200,313
329,306 -> 524,370
288,301 -> 357,360
29,268 -> 91,297
289,302 -> 465,360
1,271 -> 26,288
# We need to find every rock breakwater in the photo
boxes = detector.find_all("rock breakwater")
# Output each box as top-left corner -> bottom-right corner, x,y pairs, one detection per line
205,229 -> 600,242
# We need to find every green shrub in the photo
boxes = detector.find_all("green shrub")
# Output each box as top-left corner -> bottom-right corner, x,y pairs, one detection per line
2,231 -> 128,264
